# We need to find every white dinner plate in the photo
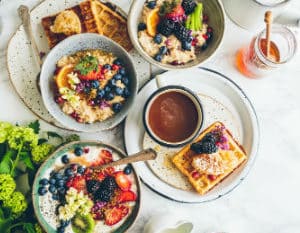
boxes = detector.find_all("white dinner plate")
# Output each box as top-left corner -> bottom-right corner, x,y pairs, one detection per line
124,67 -> 259,203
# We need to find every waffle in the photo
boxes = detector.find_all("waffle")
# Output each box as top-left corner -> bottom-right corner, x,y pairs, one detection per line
41,0 -> 132,51
172,122 -> 247,195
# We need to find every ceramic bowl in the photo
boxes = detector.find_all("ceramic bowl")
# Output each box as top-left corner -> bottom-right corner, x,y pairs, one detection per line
127,0 -> 225,70
32,141 -> 141,233
40,33 -> 138,132
143,85 -> 204,147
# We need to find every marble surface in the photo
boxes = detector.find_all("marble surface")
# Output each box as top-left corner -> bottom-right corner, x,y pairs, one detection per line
1,0 -> 300,232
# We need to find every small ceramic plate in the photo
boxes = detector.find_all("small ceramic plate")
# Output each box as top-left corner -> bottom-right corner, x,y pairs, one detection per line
32,141 -> 141,233
6,0 -> 150,130
124,67 -> 259,203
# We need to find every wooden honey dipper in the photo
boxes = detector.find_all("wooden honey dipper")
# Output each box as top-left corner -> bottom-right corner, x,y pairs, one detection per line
264,11 -> 273,59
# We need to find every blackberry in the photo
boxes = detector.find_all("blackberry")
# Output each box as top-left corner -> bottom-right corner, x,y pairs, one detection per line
191,141 -> 217,154
202,133 -> 216,144
174,23 -> 191,43
157,19 -> 175,37
182,0 -> 197,15
94,176 -> 117,202
86,180 -> 101,194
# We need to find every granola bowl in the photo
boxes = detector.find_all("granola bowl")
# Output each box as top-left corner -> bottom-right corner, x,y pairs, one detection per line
128,0 -> 225,70
40,33 -> 138,132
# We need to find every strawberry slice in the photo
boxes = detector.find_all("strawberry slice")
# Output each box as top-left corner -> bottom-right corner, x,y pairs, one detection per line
114,171 -> 132,191
77,65 -> 103,81
95,149 -> 113,166
165,5 -> 185,21
96,167 -> 115,181
104,205 -> 129,226
66,175 -> 86,192
116,190 -> 137,203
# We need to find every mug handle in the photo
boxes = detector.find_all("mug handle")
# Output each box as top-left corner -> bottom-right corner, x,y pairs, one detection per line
173,220 -> 194,233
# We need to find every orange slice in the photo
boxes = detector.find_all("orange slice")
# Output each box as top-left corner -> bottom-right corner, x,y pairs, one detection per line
55,65 -> 74,89
146,8 -> 160,37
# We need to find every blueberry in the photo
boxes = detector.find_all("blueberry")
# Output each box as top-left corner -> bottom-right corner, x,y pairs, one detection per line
49,185 -> 56,193
122,88 -> 131,98
153,34 -> 162,44
122,77 -> 129,86
52,194 -> 59,200
74,147 -> 83,156
182,41 -> 192,51
57,187 -> 66,195
118,68 -> 126,76
103,64 -> 112,70
206,31 -> 213,42
57,226 -> 65,233
61,155 -> 69,164
56,179 -> 65,188
147,1 -> 156,9
113,74 -> 122,81
115,87 -> 124,96
64,168 -> 73,177
112,103 -> 122,113
38,187 -> 47,196
77,166 -> 85,174
39,178 -> 49,186
108,78 -> 117,87
53,173 -> 62,180
91,80 -> 100,89
138,22 -> 147,31
105,92 -> 115,101
154,54 -> 162,62
60,220 -> 71,227
97,89 -> 105,99
187,36 -> 193,43
113,58 -> 122,66
201,42 -> 208,51
159,46 -> 168,55
49,178 -> 56,185
104,86 -> 111,93
84,87 -> 91,94
123,165 -> 132,174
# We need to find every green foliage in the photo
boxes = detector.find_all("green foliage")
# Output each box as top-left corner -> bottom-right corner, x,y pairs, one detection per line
2,192 -> 27,216
0,174 -> 16,200
75,55 -> 99,75
28,120 -> 40,134
31,144 -> 54,164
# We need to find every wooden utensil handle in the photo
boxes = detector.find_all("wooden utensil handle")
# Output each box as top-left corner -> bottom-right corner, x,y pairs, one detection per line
18,5 -> 43,67
97,148 -> 157,170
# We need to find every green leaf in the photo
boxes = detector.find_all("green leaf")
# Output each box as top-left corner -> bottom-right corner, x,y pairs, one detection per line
28,120 -> 40,134
20,152 -> 34,170
38,138 -> 48,145
74,55 -> 99,75
23,222 -> 35,233
0,150 -> 15,174
64,134 -> 80,143
47,132 -> 63,141
0,143 -> 6,156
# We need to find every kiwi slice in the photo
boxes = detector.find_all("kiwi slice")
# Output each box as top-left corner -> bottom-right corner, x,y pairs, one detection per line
71,213 -> 95,233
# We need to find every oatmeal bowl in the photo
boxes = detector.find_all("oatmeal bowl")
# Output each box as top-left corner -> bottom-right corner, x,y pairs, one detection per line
128,0 -> 225,70
40,33 -> 138,132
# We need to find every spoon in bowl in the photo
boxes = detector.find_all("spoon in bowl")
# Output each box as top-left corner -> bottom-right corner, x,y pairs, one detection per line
18,5 -> 42,92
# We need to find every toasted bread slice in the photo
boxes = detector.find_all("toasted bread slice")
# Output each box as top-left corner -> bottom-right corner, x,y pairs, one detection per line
41,0 -> 132,51
172,122 -> 247,195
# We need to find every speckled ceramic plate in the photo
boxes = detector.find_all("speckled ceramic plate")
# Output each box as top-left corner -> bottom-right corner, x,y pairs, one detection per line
32,141 -> 141,233
124,67 -> 260,203
6,0 -> 150,130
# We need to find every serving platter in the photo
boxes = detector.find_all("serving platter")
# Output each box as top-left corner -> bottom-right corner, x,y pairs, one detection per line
6,0 -> 150,130
32,141 -> 141,233
124,67 -> 259,203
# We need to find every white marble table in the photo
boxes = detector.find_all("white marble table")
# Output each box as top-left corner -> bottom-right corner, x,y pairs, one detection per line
1,1 -> 300,232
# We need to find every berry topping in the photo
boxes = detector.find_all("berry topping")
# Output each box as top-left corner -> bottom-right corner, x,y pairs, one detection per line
208,174 -> 217,181
147,1 -> 156,9
104,205 -> 129,226
91,80 -> 100,89
66,175 -> 86,192
39,178 -> 49,186
105,92 -> 114,101
38,187 -> 47,196
138,22 -> 147,31
154,54 -> 163,62
103,64 -> 111,70
122,88 -> 131,98
182,41 -> 192,51
191,141 -> 218,154
114,87 -> 124,96
157,19 -> 175,37
86,180 -> 101,194
74,147 -> 83,156
123,165 -> 132,175
182,0 -> 197,15
174,23 -> 191,43
116,190 -> 137,203
112,103 -> 122,113
159,46 -> 168,55
122,77 -> 129,85
153,34 -> 163,44
113,58 -> 123,66
61,155 -> 69,164
114,172 -> 131,191
94,176 -> 117,202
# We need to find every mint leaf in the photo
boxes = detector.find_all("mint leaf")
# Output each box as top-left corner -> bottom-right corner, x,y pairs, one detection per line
38,138 -> 48,145
23,223 -> 35,233
75,55 -> 99,75
0,150 -> 14,174
28,120 -> 40,134
20,152 -> 34,170
47,132 -> 63,141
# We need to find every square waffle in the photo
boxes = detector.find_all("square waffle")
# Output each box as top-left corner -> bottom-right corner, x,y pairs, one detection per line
172,122 -> 247,195
41,0 -> 132,51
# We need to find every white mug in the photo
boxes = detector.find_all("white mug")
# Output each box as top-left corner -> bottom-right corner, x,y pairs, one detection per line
143,213 -> 194,233
222,0 -> 292,31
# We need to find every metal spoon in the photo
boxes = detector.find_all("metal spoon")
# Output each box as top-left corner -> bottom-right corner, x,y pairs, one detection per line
18,5 -> 42,92
92,148 -> 157,170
